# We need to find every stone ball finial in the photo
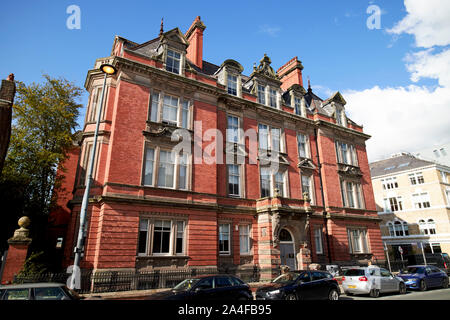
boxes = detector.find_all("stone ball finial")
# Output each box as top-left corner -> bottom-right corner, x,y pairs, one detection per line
18,216 -> 31,229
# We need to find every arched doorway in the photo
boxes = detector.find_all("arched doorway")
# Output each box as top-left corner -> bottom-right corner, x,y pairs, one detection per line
279,229 -> 296,270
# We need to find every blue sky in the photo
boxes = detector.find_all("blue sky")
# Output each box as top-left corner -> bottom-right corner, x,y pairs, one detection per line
1,0 -> 449,161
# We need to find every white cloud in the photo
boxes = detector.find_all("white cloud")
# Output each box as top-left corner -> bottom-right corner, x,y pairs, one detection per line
387,0 -> 450,48
258,25 -> 281,37
344,85 -> 450,162
343,0 -> 450,162
405,48 -> 450,87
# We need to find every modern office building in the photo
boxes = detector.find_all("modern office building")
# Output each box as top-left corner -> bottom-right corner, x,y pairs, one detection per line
370,153 -> 450,259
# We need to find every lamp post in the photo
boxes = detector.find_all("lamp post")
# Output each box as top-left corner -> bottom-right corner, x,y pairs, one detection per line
69,64 -> 117,290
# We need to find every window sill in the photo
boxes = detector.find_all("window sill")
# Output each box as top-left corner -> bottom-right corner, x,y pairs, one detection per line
136,255 -> 189,259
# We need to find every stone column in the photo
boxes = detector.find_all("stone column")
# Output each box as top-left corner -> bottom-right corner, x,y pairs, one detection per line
1,217 -> 32,284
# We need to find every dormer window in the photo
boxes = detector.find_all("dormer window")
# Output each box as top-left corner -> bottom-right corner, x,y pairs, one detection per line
227,75 -> 237,96
166,50 -> 181,74
336,108 -> 343,126
257,84 -> 266,104
294,97 -> 302,116
269,88 -> 277,108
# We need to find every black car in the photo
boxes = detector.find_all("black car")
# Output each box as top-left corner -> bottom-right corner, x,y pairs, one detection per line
255,270 -> 340,300
145,274 -> 253,300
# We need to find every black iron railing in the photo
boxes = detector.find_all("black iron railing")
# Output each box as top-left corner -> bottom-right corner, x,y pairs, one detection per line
13,265 -> 261,294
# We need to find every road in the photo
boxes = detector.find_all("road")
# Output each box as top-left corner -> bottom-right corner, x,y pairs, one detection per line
340,287 -> 450,300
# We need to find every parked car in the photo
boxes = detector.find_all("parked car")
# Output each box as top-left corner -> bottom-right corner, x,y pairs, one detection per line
397,265 -> 449,291
255,270 -> 340,300
406,253 -> 450,275
342,266 -> 406,298
145,274 -> 253,300
0,283 -> 84,300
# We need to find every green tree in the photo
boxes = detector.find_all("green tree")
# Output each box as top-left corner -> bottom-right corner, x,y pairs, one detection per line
0,74 -> 83,265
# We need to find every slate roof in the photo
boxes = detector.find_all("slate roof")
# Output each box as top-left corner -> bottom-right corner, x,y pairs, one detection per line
369,153 -> 436,178
118,35 -> 357,122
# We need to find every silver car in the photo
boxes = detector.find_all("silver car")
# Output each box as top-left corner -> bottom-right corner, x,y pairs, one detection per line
342,266 -> 406,298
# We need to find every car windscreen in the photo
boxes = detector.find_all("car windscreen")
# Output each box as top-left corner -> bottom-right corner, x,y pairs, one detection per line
343,269 -> 365,277
272,272 -> 302,284
401,267 -> 425,274
173,278 -> 200,291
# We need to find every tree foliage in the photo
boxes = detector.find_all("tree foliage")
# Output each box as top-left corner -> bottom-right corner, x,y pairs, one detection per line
0,75 -> 83,254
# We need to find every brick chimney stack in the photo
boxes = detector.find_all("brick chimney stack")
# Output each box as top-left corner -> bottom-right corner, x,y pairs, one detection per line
185,16 -> 206,69
276,57 -> 304,92
0,73 -> 16,175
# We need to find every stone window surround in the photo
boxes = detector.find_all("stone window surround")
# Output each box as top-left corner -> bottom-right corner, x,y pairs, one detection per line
335,140 -> 359,167
254,79 -> 282,110
218,222 -> 232,255
78,138 -> 103,187
141,142 -> 192,191
163,47 -> 186,76
148,89 -> 193,130
137,215 -> 188,257
340,178 -> 365,209
257,122 -> 285,153
347,227 -> 370,254
238,224 -> 252,255
259,166 -> 290,198
383,196 -> 403,212
297,131 -> 311,159
301,173 -> 315,205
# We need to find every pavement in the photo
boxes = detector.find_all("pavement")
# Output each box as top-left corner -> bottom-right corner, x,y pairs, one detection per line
340,287 -> 450,300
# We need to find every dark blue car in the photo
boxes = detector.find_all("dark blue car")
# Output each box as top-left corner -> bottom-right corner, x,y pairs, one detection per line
397,265 -> 449,291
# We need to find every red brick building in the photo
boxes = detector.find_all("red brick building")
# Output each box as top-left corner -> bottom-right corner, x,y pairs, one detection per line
56,16 -> 384,279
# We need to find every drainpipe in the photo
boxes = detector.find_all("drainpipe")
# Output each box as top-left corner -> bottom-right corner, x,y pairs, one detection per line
314,128 -> 332,264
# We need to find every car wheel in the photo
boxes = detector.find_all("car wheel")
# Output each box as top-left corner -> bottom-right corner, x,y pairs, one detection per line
419,280 -> 427,291
328,289 -> 339,301
285,293 -> 298,300
442,278 -> 449,289
399,283 -> 406,294
369,289 -> 380,298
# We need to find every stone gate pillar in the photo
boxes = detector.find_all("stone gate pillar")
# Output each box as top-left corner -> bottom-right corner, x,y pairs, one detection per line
1,217 -> 32,284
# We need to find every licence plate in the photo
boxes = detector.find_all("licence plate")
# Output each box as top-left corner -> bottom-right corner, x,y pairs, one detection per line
348,285 -> 356,288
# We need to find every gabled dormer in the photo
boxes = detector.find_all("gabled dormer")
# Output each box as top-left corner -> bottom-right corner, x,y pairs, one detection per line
157,28 -> 190,76
323,91 -> 348,127
244,54 -> 282,109
215,59 -> 244,97
283,84 -> 308,117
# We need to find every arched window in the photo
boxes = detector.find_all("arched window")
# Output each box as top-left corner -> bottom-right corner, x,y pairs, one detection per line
403,222 -> 409,236
427,219 -> 436,234
279,229 -> 293,242
387,222 -> 395,237
419,219 -> 428,235
394,221 -> 404,237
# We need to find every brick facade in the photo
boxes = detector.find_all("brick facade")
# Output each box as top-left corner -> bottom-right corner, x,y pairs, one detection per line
54,17 -> 384,278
